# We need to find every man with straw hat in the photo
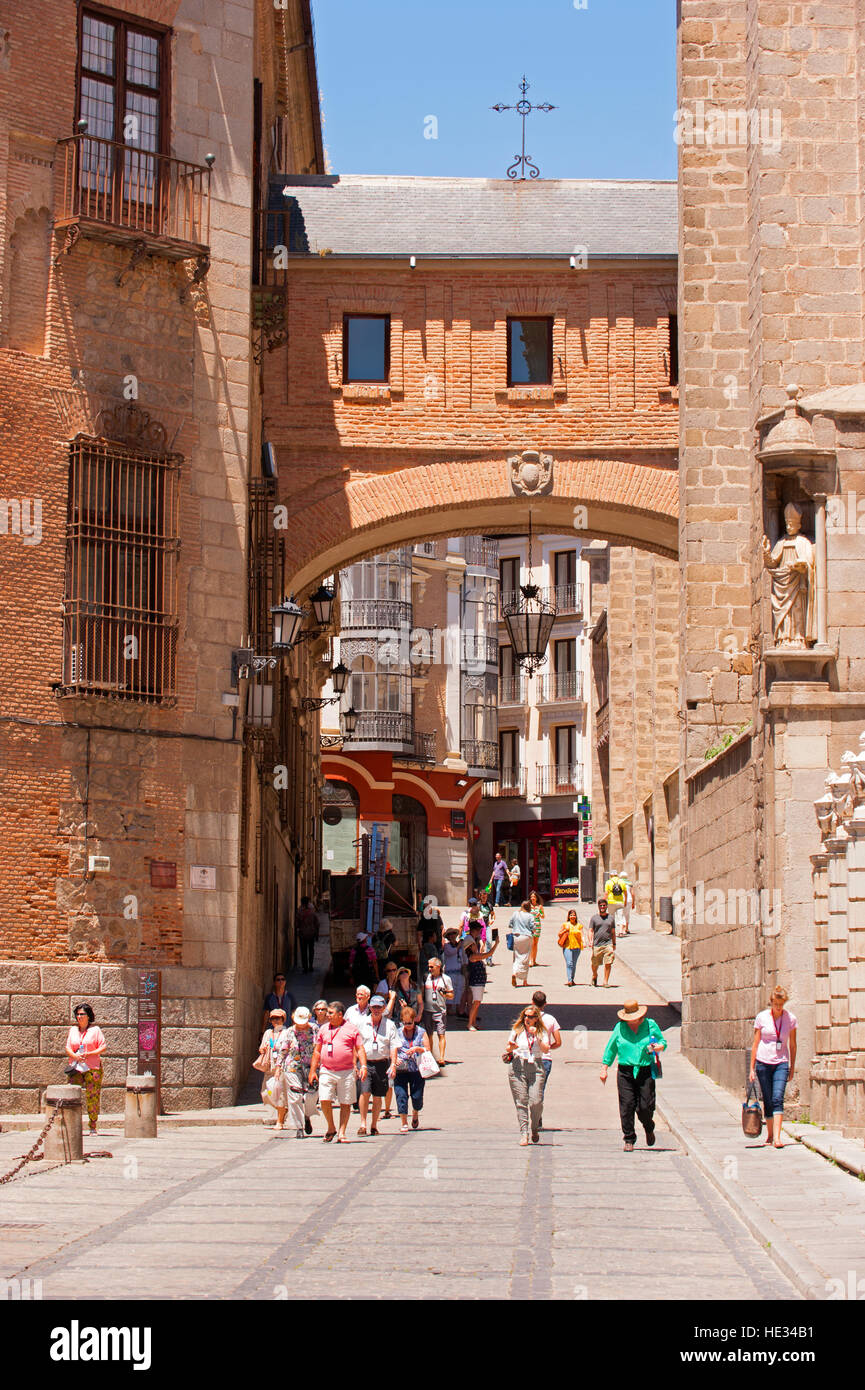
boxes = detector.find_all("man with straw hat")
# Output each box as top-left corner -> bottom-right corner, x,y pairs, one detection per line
600,999 -> 668,1152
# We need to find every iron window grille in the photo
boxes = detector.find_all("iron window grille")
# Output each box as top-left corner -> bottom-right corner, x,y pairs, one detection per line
61,436 -> 180,703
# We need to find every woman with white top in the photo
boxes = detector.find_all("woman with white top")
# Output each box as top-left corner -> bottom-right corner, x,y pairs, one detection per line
502,1004 -> 550,1145
749,985 -> 797,1149
65,1003 -> 107,1135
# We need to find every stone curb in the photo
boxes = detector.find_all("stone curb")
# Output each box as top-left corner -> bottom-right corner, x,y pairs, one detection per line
784,1122 -> 865,1179
656,1093 -> 828,1301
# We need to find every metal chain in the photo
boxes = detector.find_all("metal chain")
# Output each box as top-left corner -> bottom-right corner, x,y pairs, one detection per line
0,1101 -> 75,1186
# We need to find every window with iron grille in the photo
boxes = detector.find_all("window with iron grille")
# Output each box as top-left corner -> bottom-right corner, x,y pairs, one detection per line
62,436 -> 180,702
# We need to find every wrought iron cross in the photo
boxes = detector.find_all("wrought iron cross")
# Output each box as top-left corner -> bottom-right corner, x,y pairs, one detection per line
492,76 -> 556,180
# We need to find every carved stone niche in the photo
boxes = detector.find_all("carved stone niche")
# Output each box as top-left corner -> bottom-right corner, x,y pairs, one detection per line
756,385 -> 836,685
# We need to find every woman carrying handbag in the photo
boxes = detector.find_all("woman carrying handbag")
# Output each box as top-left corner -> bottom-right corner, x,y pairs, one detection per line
749,985 -> 797,1149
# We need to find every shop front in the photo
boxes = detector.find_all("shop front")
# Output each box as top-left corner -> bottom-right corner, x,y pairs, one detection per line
493,816 -> 594,902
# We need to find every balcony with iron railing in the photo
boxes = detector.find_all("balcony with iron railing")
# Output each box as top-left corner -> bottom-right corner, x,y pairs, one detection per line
462,739 -> 500,774
537,671 -> 584,704
535,763 -> 584,796
342,710 -> 413,749
483,767 -> 526,798
462,633 -> 499,669
410,730 -> 437,763
500,583 -> 583,619
498,675 -> 527,705
55,133 -> 212,264
340,598 -> 412,631
463,536 -> 500,570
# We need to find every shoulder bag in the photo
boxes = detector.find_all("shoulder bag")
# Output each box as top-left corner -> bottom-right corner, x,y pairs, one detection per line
557,925 -> 570,948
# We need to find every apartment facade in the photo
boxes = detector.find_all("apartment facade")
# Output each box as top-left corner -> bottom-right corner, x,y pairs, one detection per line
320,536 -> 499,904
474,533 -> 594,901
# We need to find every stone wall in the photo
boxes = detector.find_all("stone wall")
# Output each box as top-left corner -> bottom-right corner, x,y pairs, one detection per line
0,960 -> 238,1113
682,735 -> 761,1094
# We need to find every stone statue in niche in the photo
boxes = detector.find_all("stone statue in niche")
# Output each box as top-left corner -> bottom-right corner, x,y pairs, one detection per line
762,500 -> 817,648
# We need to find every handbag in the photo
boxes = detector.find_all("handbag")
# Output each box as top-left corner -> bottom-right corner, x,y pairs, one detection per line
418,1050 -> 440,1080
557,925 -> 571,948
742,1080 -> 763,1137
648,1032 -> 663,1080
506,932 -> 514,951
252,1055 -> 269,1073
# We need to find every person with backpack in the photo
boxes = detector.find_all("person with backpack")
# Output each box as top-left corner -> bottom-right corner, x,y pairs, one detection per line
296,896 -> 320,973
349,932 -> 378,990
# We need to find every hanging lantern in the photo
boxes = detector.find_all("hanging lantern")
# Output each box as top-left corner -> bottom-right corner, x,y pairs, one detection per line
330,661 -> 350,696
309,583 -> 335,629
502,510 -> 556,673
271,595 -> 304,651
342,705 -> 359,737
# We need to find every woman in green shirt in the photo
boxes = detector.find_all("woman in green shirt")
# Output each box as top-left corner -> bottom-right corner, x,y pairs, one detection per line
600,999 -> 667,1151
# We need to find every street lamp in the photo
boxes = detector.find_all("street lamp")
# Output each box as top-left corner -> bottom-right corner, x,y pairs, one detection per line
502,510 -> 556,674
271,595 -> 305,652
301,661 -> 350,712
319,704 -> 359,752
308,583 -> 335,629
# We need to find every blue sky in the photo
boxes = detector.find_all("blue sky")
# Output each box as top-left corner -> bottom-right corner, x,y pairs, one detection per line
311,0 -> 678,181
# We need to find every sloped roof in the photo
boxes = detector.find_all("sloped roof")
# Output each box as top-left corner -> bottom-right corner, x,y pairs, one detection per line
275,174 -> 678,258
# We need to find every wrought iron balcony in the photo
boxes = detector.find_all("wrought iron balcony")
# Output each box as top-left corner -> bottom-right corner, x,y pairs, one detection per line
537,671 -> 584,704
500,584 -> 582,619
55,135 -> 211,267
462,633 -> 499,669
342,710 -> 413,747
484,767 -> 526,797
498,675 -> 527,705
463,536 -> 500,570
462,739 -> 499,772
340,598 -> 412,631
411,731 -> 437,762
535,763 -> 584,796
551,582 -> 583,617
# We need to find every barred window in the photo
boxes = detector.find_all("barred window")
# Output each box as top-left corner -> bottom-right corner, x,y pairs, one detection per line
62,436 -> 179,703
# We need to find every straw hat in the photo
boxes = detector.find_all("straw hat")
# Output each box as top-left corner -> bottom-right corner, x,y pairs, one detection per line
617,999 -> 647,1023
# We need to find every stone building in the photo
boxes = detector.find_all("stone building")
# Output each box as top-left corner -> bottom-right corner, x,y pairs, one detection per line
677,2 -> 865,1132
0,0 -> 326,1112
585,541 -> 681,919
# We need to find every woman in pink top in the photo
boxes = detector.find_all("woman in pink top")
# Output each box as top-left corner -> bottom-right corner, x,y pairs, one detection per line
65,1003 -> 107,1134
749,986 -> 797,1149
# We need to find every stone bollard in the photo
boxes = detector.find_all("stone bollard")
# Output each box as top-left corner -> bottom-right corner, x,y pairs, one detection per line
124,1074 -> 158,1139
42,1085 -> 84,1163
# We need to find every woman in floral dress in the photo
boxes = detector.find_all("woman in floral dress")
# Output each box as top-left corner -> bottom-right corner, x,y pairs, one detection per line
529,891 -> 545,968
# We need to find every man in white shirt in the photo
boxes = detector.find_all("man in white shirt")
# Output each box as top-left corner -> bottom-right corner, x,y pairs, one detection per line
532,990 -> 562,1125
345,986 -> 373,1130
422,958 -> 454,1066
362,996 -> 398,1135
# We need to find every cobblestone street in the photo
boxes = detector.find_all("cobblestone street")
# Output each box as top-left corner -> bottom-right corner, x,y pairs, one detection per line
0,935 -> 800,1300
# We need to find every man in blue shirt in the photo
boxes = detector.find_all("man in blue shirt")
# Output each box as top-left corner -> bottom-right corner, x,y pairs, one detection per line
491,852 -> 509,907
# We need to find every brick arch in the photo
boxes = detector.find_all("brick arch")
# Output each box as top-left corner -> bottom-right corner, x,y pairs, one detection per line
285,456 -> 678,595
